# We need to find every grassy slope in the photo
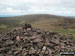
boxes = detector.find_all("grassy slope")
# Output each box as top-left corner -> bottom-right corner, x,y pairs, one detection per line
0,14 -> 75,38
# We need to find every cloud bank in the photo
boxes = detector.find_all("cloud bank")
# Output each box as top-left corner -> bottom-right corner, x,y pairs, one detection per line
0,0 -> 75,16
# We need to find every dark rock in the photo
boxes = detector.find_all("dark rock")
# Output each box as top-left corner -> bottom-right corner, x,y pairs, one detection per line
5,41 -> 14,47
0,47 -> 10,53
23,23 -> 32,30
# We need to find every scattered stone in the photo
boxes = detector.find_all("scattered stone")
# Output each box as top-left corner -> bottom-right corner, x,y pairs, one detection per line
45,39 -> 50,46
27,28 -> 32,31
0,54 -> 4,56
0,24 -> 75,56
16,36 -> 20,42
33,38 -> 42,43
42,46 -> 47,51
29,47 -> 35,54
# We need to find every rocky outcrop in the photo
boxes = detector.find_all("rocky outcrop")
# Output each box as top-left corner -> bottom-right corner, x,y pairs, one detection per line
0,24 -> 75,56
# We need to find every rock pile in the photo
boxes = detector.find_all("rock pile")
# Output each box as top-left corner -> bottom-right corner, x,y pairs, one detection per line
0,24 -> 75,56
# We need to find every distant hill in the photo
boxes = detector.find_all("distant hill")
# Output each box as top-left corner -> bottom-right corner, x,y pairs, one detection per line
0,14 -> 75,37
0,14 -> 75,28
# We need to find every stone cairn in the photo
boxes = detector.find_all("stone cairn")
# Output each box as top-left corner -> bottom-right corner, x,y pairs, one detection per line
0,23 -> 75,56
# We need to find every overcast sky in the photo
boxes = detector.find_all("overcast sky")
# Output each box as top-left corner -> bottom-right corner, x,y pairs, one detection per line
0,0 -> 75,17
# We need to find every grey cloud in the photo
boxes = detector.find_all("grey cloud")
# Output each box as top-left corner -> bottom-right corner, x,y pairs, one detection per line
0,0 -> 75,16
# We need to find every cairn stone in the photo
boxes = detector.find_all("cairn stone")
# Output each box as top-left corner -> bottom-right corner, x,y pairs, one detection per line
16,36 -> 20,42
0,24 -> 75,56
23,23 -> 32,30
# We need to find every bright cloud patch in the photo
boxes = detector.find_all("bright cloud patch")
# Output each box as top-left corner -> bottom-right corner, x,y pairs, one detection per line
0,8 -> 21,13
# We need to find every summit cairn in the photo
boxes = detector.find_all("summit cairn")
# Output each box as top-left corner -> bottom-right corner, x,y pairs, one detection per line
0,24 -> 75,56
23,23 -> 32,30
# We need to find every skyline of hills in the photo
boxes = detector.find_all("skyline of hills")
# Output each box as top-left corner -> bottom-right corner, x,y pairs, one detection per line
0,14 -> 75,39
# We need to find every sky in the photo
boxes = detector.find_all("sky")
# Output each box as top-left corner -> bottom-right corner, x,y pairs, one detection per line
0,0 -> 75,17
